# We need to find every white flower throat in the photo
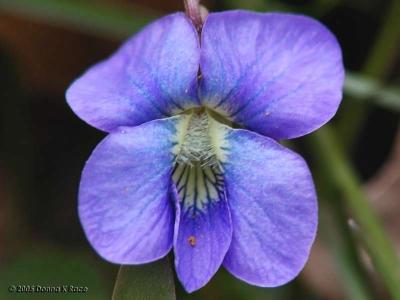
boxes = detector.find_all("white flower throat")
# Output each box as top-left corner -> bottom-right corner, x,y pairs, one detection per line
176,112 -> 218,168
172,110 -> 230,215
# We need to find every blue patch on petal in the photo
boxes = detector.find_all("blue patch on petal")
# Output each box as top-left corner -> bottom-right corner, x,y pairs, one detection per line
172,162 -> 232,292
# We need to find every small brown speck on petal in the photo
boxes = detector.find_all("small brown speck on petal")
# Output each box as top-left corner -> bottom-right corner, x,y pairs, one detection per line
188,236 -> 196,247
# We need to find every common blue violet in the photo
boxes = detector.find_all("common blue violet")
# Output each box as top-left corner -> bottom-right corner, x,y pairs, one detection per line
66,9 -> 344,293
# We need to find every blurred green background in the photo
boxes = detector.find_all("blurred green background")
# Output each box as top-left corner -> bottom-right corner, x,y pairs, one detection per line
0,0 -> 399,299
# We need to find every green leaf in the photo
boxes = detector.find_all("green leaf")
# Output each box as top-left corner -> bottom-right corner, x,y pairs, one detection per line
112,256 -> 176,300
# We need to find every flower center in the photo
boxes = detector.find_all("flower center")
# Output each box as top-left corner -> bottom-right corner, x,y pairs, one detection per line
172,109 -> 230,215
176,112 -> 217,168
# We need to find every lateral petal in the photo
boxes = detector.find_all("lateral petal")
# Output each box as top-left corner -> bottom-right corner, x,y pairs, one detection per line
221,128 -> 317,286
79,116 -> 187,264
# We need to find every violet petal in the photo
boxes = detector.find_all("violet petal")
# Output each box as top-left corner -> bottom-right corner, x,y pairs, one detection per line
79,117 -> 184,264
67,13 -> 200,132
172,165 -> 232,292
200,11 -> 344,140
222,128 -> 317,286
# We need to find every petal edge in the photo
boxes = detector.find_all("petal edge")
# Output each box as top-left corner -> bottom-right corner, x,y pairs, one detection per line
221,128 -> 318,286
79,116 -> 185,264
200,11 -> 344,140
67,13 -> 200,132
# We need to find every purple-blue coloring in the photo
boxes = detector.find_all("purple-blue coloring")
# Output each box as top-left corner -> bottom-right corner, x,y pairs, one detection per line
66,10 -> 344,293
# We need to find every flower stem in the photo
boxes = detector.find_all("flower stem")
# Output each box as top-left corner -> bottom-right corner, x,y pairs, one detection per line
344,72 -> 400,112
312,149 -> 374,300
318,200 -> 374,300
337,0 -> 400,149
183,0 -> 208,33
308,126 -> 400,299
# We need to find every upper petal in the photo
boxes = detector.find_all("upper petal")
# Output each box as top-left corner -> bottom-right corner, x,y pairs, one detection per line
200,11 -> 344,140
220,128 -> 317,286
79,116 -> 187,264
66,13 -> 200,132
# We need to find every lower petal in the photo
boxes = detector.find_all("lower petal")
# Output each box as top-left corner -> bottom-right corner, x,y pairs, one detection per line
172,164 -> 232,292
79,116 -> 186,264
221,129 -> 317,286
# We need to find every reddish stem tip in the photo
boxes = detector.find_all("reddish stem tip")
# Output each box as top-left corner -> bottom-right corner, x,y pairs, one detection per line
184,0 -> 208,33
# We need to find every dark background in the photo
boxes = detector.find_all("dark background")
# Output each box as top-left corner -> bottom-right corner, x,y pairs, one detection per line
0,0 -> 399,299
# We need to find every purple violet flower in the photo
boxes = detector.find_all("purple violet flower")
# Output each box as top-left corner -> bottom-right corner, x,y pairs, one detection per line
66,10 -> 344,293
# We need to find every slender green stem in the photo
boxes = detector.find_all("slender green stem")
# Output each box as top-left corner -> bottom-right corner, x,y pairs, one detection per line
344,72 -> 400,112
331,4 -> 400,289
308,126 -> 400,299
363,0 -> 400,78
318,201 -> 373,300
312,157 -> 373,300
337,0 -> 400,148
1,1 -> 399,298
